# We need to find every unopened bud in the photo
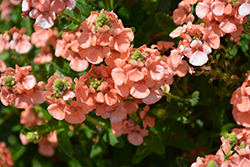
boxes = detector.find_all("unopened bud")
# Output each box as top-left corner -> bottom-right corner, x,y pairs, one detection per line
207,160 -> 218,167
228,132 -> 237,145
156,109 -> 167,119
26,132 -> 38,142
3,75 -> 16,89
53,78 -> 67,95
239,141 -> 246,149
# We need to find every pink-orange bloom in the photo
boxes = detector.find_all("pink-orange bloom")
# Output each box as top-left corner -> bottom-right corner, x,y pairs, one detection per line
173,1 -> 194,25
0,65 -> 40,108
183,40 -> 211,66
9,27 -> 32,54
38,131 -> 58,157
0,142 -> 14,167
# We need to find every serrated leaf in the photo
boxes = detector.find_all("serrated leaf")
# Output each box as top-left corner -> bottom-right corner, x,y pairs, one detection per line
189,91 -> 199,106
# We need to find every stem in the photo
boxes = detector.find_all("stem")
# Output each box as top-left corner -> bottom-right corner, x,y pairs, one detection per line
59,12 -> 81,24
85,115 -> 108,130
164,92 -> 187,102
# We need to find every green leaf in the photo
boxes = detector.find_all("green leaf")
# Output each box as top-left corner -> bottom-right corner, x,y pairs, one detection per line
189,91 -> 200,106
221,123 -> 236,137
148,137 -> 165,155
0,50 -> 10,61
155,13 -> 175,33
66,23 -> 79,31
132,148 -> 152,164
136,143 -> 149,156
75,0 -> 94,17
89,144 -> 102,158
58,130 -> 74,156
102,129 -> 119,146
240,34 -> 250,57
176,157 -> 191,167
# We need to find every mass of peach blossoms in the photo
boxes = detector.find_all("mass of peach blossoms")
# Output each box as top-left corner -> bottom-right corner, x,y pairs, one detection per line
0,0 -> 250,165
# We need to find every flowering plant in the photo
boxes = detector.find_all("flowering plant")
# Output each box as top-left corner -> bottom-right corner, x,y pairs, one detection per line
0,0 -> 250,166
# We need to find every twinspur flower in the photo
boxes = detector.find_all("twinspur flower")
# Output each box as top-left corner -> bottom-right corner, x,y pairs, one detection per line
0,65 -> 44,108
22,0 -> 76,29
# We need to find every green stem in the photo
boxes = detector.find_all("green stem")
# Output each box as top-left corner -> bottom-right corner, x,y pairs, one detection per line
59,12 -> 81,24
165,92 -> 187,102
85,115 -> 108,130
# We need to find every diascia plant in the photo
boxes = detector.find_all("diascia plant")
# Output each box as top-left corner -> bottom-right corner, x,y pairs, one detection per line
0,0 -> 250,166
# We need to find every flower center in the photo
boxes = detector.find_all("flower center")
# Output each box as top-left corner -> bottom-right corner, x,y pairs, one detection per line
130,50 -> 146,62
129,112 -> 140,124
52,78 -> 68,96
88,77 -> 103,90
3,75 -> 16,89
95,13 -> 111,29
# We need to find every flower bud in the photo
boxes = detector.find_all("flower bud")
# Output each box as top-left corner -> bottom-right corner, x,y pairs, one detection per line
3,75 -> 16,89
52,78 -> 67,96
95,13 -> 111,29
155,108 -> 168,119
130,50 -> 146,62
228,132 -> 237,145
26,132 -> 38,142
239,141 -> 246,149
207,160 -> 218,167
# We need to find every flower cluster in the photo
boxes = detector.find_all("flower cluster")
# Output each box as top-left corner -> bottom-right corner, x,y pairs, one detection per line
0,142 -> 14,167
195,0 -> 248,39
21,0 -> 76,29
0,27 -> 32,55
170,22 -> 220,66
0,65 -> 45,108
191,129 -> 250,167
31,25 -> 58,64
19,105 -> 58,157
231,73 -> 250,128
172,0 -> 195,25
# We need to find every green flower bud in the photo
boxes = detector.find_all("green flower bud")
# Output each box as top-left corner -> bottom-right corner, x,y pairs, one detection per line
207,160 -> 218,167
228,132 -> 237,145
239,141 -> 246,149
26,132 -> 38,142
88,78 -> 103,90
130,50 -> 146,62
129,112 -> 140,123
3,75 -> 16,89
155,108 -> 168,119
52,78 -> 67,96
95,13 -> 111,29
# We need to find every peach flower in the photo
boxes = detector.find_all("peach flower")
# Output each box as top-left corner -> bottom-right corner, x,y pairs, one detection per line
22,0 -> 76,29
38,131 -> 58,157
0,65 -> 40,108
173,1 -> 194,25
0,142 -> 14,167
9,27 -> 32,54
